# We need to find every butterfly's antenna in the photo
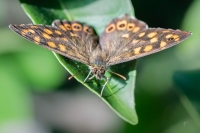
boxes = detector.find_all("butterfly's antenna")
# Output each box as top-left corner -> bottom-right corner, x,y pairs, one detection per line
84,70 -> 92,83
101,77 -> 109,97
108,71 -> 126,80
68,72 -> 86,80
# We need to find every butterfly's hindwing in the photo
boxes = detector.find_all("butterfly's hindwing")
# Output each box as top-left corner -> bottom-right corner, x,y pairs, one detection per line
99,14 -> 147,57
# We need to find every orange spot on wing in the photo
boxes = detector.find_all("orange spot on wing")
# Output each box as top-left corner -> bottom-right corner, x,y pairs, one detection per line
47,42 -> 56,48
72,23 -> 82,31
34,36 -> 40,44
133,27 -> 140,33
44,28 -> 53,34
132,39 -> 139,43
106,24 -> 115,33
162,30 -> 170,33
42,33 -> 51,39
138,32 -> 145,37
134,47 -> 142,54
70,32 -> 78,37
83,26 -> 93,34
64,23 -> 71,30
59,44 -> 66,52
61,37 -> 68,41
147,32 -> 157,38
55,30 -> 62,35
21,29 -> 35,36
59,25 -> 66,31
21,29 -> 28,36
121,33 -> 129,38
160,41 -> 167,48
165,34 -> 173,39
127,23 -> 135,31
30,25 -> 38,28
117,20 -> 127,30
173,35 -> 180,41
28,29 -> 35,33
150,37 -> 158,43
144,45 -> 153,52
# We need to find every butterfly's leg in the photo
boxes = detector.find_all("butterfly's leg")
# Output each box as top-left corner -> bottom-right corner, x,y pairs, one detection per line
100,76 -> 109,97
83,70 -> 92,83
88,75 -> 95,80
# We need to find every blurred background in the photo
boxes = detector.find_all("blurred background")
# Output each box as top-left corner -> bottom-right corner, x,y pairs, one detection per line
0,0 -> 199,133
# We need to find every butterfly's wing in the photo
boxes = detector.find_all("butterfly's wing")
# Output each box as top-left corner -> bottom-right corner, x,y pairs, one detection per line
99,14 -> 192,66
100,14 -> 147,56
9,20 -> 99,65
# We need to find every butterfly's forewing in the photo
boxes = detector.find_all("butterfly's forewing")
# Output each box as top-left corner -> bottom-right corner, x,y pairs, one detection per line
9,21 -> 99,65
99,15 -> 191,66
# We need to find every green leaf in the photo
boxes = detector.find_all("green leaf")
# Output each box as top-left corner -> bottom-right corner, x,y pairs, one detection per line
18,0 -> 137,124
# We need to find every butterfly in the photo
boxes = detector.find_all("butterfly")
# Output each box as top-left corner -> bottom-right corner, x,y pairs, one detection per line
9,14 -> 191,96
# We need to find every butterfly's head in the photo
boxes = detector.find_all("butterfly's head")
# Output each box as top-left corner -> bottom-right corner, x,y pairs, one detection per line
89,66 -> 107,80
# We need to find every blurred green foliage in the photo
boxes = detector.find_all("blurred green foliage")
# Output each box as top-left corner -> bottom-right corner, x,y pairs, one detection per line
0,0 -> 199,133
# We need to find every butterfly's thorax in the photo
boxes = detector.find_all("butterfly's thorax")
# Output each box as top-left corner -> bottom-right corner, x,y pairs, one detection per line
88,48 -> 107,79
89,45 -> 107,66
